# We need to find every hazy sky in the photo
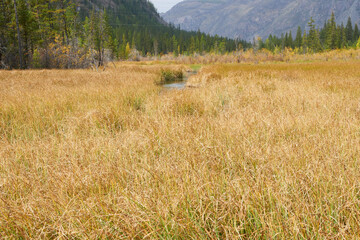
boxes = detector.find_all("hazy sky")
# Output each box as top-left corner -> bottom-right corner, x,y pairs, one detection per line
150,0 -> 183,13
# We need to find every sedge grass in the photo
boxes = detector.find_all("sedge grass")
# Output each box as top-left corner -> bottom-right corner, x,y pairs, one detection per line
0,60 -> 360,239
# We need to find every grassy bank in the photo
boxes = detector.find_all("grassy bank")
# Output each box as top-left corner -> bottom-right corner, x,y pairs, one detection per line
0,59 -> 360,238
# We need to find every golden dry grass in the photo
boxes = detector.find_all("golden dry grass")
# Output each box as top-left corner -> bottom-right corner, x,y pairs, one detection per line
160,48 -> 360,65
1,59 -> 360,239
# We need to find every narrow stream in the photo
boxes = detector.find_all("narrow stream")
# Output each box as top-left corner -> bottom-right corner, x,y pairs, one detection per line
163,70 -> 198,90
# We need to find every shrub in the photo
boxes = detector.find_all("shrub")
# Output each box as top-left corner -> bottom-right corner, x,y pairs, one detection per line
158,70 -> 184,84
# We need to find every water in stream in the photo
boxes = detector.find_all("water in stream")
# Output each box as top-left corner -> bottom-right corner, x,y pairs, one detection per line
162,71 -> 198,90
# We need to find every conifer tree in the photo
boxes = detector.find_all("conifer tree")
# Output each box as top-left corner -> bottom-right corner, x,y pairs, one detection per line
354,24 -> 359,42
280,33 -> 285,49
320,21 -> 327,43
295,26 -> 302,48
307,17 -> 321,52
200,35 -> 205,53
345,17 -> 353,43
18,0 -> 36,66
340,24 -> 347,48
189,36 -> 196,54
287,31 -> 293,48
302,30 -> 307,53
335,25 -> 342,48
172,35 -> 178,56
326,12 -> 337,50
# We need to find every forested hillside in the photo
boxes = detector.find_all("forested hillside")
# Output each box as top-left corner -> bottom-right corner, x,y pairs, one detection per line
259,13 -> 360,53
99,0 -> 245,58
0,0 -> 247,69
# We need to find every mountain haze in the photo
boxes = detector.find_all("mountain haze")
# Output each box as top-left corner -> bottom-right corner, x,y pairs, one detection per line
163,0 -> 360,40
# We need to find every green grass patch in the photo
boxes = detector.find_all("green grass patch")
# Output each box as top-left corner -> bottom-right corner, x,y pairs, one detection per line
190,64 -> 202,71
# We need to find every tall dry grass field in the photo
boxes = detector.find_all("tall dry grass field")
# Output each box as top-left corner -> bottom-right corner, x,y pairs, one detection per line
1,60 -> 360,239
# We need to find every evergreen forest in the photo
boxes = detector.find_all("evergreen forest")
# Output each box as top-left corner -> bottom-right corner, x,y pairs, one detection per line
0,0 -> 248,69
1,0 -> 360,70
260,13 -> 360,53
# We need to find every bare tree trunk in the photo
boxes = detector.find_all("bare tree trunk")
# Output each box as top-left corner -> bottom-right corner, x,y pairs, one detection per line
13,0 -> 23,68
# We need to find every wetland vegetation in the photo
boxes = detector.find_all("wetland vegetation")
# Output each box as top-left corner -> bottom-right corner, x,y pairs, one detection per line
1,51 -> 360,238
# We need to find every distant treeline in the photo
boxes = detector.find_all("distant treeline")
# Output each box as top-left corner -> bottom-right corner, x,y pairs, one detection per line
0,0 -> 250,69
259,13 -> 360,53
2,0 -> 359,70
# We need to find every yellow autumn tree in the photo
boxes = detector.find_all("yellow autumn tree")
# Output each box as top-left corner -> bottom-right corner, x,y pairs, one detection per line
125,43 -> 131,59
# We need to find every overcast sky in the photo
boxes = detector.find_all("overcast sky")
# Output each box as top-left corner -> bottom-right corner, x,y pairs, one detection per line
150,0 -> 183,13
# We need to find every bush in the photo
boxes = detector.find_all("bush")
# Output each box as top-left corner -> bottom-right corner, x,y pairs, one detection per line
31,49 -> 42,69
158,70 -> 184,84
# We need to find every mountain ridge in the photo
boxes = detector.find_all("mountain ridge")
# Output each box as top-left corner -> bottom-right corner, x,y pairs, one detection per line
76,0 -> 166,25
163,0 -> 360,40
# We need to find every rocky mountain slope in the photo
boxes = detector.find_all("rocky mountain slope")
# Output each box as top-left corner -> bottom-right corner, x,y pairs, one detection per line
162,0 -> 360,40
77,0 -> 165,25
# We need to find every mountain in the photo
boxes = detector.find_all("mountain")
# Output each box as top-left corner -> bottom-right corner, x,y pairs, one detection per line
162,0 -> 360,40
77,0 -> 242,55
76,0 -> 166,25
81,0 -> 246,55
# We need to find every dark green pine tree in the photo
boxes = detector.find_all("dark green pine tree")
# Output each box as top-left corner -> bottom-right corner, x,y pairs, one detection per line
283,33 -> 288,49
286,31 -> 293,48
17,0 -> 36,67
314,29 -> 322,52
345,17 -> 353,44
354,24 -> 359,43
320,21 -> 328,43
189,36 -> 196,54
200,35 -> 205,53
280,33 -> 285,49
294,26 -> 302,48
335,25 -> 342,49
307,17 -> 321,52
302,30 -> 307,53
326,12 -> 337,50
340,24 -> 347,48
